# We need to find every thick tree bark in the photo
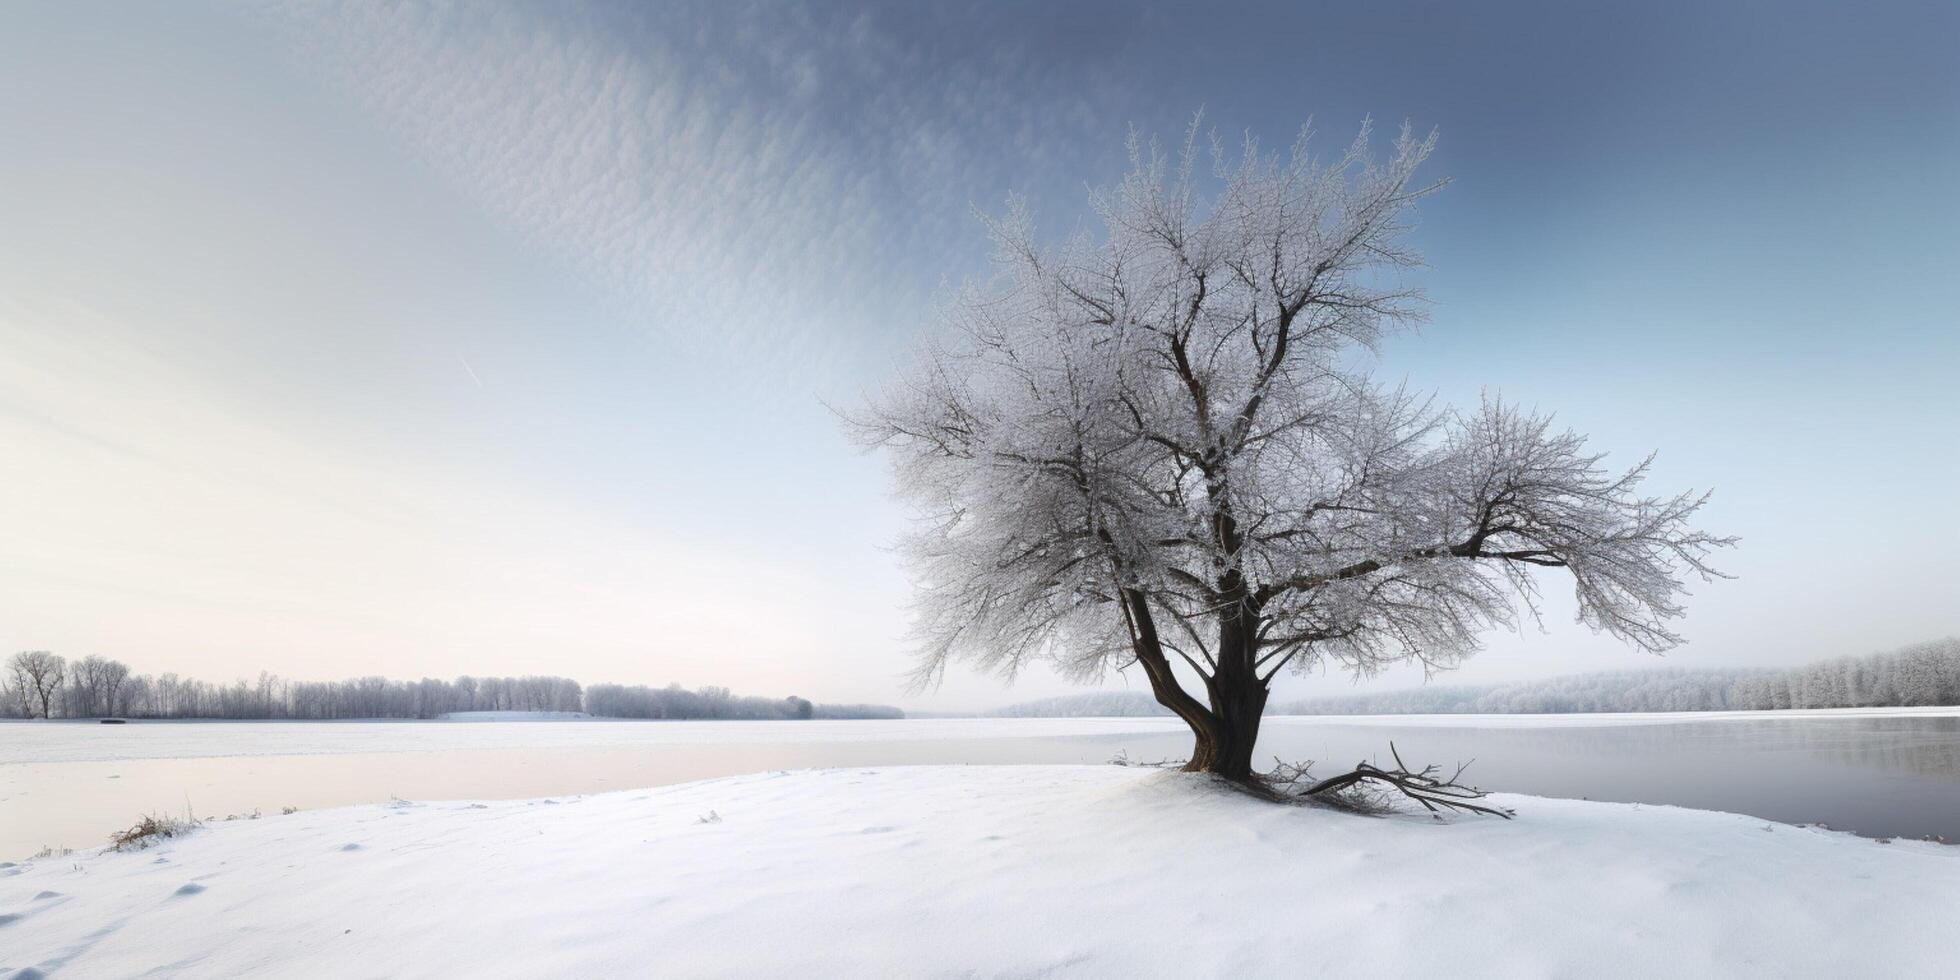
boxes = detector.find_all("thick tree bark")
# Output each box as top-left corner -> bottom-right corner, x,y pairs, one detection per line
1123,587 -> 1270,783
1194,675 -> 1268,781
1120,588 -> 1221,754
1192,596 -> 1268,781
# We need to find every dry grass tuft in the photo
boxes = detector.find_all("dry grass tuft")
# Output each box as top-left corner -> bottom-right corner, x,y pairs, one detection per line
110,812 -> 200,851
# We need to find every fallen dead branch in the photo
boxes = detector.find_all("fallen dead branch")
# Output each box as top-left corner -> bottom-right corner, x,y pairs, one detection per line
1108,749 -> 1186,769
1269,742 -> 1514,819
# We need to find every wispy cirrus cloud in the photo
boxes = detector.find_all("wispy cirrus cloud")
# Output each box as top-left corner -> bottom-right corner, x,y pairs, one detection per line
264,1 -> 1124,387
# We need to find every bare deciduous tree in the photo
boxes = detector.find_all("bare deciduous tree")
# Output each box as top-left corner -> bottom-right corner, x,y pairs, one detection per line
855,118 -> 1732,782
9,650 -> 66,720
101,658 -> 132,715
67,655 -> 131,717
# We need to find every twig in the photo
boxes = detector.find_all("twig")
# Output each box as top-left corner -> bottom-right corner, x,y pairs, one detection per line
1271,741 -> 1513,819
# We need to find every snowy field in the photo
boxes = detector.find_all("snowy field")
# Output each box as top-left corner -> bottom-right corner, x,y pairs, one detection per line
3,765 -> 1956,979
8,709 -> 1960,859
9,707 -> 1958,765
0,717 -> 1185,765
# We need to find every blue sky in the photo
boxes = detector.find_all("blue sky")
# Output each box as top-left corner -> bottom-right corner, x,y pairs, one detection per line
2,1 -> 1955,710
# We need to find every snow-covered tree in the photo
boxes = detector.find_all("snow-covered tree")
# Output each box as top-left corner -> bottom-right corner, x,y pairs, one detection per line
8,650 -> 66,719
0,673 -> 23,719
62,655 -> 131,718
856,119 -> 1732,780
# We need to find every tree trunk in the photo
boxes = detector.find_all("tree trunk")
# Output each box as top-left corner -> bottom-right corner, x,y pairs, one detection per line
1188,598 -> 1268,781
1121,589 -> 1222,759
1124,586 -> 1270,784
1188,676 -> 1267,781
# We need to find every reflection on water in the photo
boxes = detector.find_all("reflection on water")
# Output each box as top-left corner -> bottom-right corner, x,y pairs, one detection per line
1250,716 -> 1960,844
2,716 -> 1956,858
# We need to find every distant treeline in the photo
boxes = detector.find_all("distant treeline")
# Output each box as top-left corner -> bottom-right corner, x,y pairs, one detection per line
991,691 -> 1170,718
586,684 -> 901,721
0,652 -> 902,721
1279,638 -> 1960,715
988,638 -> 1960,717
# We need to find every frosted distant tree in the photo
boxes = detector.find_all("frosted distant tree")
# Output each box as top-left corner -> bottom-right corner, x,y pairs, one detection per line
9,651 -> 66,719
99,658 -> 131,715
856,119 -> 1732,781
0,673 -> 21,719
64,655 -> 131,717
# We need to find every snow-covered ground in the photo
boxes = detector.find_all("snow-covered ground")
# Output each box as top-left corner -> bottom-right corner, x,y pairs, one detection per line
3,766 -> 1955,979
0,717 -> 1201,765
7,707 -> 1957,765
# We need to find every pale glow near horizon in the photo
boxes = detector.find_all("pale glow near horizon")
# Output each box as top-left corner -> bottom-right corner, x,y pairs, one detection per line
2,1 -> 1955,711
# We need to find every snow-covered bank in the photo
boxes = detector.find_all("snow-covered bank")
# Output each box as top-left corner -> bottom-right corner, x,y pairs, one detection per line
3,767 -> 1955,979
0,717 -> 1192,766
10,708 -> 1959,767
1268,704 -> 1960,728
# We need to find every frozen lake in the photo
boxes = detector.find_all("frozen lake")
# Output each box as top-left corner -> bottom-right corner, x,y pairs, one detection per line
4,710 -> 1959,858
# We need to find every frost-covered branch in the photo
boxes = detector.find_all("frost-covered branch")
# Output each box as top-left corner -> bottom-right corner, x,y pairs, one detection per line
852,115 -> 1730,779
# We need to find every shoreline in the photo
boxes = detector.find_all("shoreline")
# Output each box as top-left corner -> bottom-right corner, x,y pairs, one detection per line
5,765 -> 1957,978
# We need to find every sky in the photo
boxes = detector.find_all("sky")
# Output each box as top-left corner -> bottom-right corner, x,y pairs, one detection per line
2,0 -> 1955,712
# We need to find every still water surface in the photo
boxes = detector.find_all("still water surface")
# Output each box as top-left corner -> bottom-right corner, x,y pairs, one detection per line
4,713 -> 1957,858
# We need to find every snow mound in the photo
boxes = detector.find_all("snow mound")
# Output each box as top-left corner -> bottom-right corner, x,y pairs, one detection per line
2,766 -> 1955,978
